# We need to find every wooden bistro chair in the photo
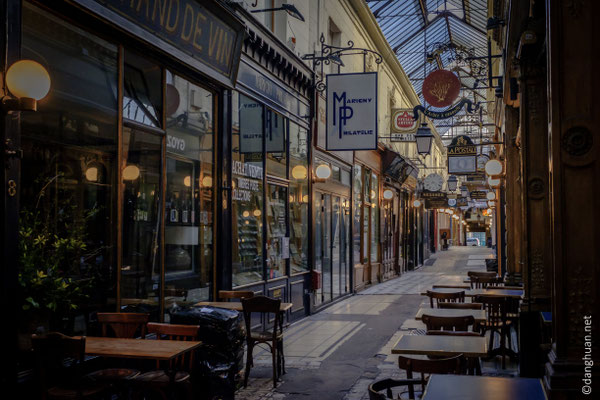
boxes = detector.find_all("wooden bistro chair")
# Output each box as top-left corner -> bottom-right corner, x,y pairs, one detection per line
438,302 -> 484,332
426,290 -> 465,308
31,332 -> 109,400
218,290 -> 255,302
467,271 -> 497,289
421,314 -> 475,332
396,354 -> 465,399
472,275 -> 503,289
241,295 -> 285,388
474,294 -> 514,369
425,330 -> 483,375
367,378 -> 425,400
87,313 -> 150,383
132,322 -> 200,400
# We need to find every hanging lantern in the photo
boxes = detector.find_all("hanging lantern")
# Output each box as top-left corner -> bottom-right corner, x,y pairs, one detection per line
415,123 -> 434,155
447,175 -> 458,192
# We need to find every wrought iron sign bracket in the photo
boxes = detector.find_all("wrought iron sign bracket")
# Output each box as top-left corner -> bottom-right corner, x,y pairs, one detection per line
302,33 -> 383,92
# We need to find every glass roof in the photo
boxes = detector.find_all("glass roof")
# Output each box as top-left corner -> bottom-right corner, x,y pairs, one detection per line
368,0 -> 492,140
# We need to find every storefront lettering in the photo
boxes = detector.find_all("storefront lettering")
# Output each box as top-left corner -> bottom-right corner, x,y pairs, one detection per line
96,0 -> 240,76
167,134 -> 186,151
448,145 -> 476,155
232,160 -> 263,179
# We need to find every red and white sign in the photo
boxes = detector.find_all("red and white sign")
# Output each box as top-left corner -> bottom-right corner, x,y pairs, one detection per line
391,109 -> 418,133
422,69 -> 461,108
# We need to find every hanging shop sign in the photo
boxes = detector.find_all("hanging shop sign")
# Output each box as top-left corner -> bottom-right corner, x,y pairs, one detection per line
470,190 -> 488,200
448,198 -> 457,207
424,192 -> 448,209
266,109 -> 285,153
422,69 -> 461,108
391,109 -> 419,141
92,0 -> 244,81
447,135 -> 477,174
456,197 -> 468,207
326,72 -> 378,151
421,191 -> 446,199
412,98 -> 476,120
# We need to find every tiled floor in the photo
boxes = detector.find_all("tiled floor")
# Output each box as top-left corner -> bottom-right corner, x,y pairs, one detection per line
234,246 -> 515,400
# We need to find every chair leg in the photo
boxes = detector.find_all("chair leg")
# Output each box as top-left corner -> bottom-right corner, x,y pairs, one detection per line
272,346 -> 278,388
244,341 -> 253,388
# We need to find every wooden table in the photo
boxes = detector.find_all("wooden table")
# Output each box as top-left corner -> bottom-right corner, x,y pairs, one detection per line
392,334 -> 488,358
194,301 -> 293,312
422,375 -> 547,399
415,307 -> 487,323
83,337 -> 202,360
422,288 -> 523,299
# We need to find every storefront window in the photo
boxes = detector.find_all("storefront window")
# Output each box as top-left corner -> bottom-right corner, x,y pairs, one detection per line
266,109 -> 287,178
353,165 -> 362,265
123,51 -> 162,128
371,173 -> 379,263
121,127 -> 162,313
232,93 -> 264,286
164,72 -> 214,308
19,2 -> 118,338
289,123 -> 309,273
266,185 -> 287,279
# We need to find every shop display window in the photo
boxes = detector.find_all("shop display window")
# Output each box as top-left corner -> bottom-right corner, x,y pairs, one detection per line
353,165 -> 362,265
266,185 -> 288,279
232,93 -> 264,286
164,72 -> 214,309
266,109 -> 287,178
289,123 -> 309,273
19,2 -> 119,337
371,173 -> 380,263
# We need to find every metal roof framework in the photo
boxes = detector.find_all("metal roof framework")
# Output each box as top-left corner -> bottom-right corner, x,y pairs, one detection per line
367,0 -> 491,139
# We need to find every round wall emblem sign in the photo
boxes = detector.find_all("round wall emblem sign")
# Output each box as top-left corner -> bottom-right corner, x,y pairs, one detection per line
422,69 -> 461,108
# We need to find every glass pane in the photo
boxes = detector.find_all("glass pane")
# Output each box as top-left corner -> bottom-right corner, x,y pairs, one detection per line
332,197 -> 341,298
266,185 -> 287,279
314,193 -> 323,305
353,165 -> 362,265
322,194 -> 332,303
342,200 -> 350,292
363,206 -> 369,263
289,123 -> 309,273
121,127 -> 162,316
164,72 -> 214,310
123,51 -> 163,127
19,3 -> 118,339
232,93 -> 264,286
371,173 -> 379,263
266,109 -> 287,178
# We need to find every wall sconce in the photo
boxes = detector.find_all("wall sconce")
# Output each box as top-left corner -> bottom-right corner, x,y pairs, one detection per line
202,175 -> 213,188
123,164 -> 140,181
486,191 -> 496,200
485,159 -> 503,176
291,165 -> 308,180
314,164 -> 331,182
383,189 -> 394,200
488,176 -> 501,188
2,60 -> 51,112
413,199 -> 421,207
183,176 -> 192,187
487,200 -> 496,208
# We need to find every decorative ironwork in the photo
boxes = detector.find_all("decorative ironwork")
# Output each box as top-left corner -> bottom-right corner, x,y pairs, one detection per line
302,34 -> 383,92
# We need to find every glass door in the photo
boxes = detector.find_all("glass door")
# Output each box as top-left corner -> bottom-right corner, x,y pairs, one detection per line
332,196 -> 341,298
314,193 -> 323,305
341,197 -> 350,293
266,183 -> 288,280
322,194 -> 332,303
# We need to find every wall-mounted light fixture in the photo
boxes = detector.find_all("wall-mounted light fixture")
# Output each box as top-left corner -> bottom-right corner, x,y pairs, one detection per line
485,159 -> 503,176
251,3 -> 305,22
123,164 -> 140,181
383,189 -> 394,200
2,59 -> 51,112
447,175 -> 458,192
202,175 -> 213,188
486,191 -> 496,201
291,165 -> 308,180
488,176 -> 501,188
314,164 -> 332,182
413,199 -> 421,207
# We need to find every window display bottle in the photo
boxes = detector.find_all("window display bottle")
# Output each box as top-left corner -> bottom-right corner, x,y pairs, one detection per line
182,194 -> 189,224
170,194 -> 179,223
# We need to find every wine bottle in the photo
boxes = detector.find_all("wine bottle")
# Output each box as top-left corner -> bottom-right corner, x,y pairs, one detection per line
170,195 -> 178,223
182,194 -> 189,224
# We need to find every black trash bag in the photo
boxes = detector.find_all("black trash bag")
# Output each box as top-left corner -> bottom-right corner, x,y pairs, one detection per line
169,305 -> 246,399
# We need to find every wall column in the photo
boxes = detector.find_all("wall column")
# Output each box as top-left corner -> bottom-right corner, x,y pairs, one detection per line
544,0 -> 600,397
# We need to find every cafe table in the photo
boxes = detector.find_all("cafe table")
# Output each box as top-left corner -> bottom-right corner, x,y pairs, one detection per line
415,307 -> 487,323
421,375 -> 547,399
392,334 -> 487,358
421,288 -> 523,299
194,301 -> 293,312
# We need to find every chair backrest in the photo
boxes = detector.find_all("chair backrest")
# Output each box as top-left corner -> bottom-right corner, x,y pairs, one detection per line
472,275 -> 503,289
241,296 -> 282,341
146,322 -> 200,371
31,332 -> 86,395
397,354 -> 465,399
421,314 -> 475,331
218,290 -> 255,302
426,290 -> 465,308
467,271 -> 497,289
474,295 -> 508,324
368,378 -> 425,400
98,312 -> 149,338
438,302 -> 483,310
432,285 -> 470,289
426,330 -> 481,337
